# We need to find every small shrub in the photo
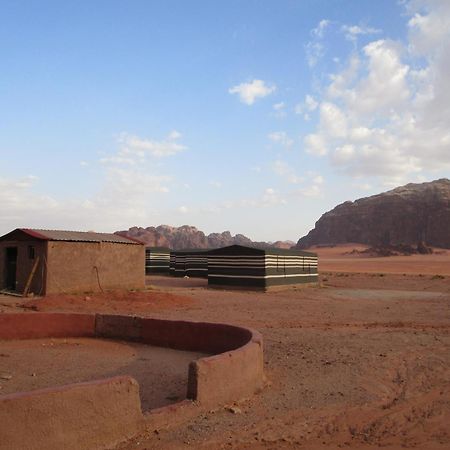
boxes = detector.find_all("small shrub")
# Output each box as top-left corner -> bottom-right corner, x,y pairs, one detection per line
431,274 -> 445,280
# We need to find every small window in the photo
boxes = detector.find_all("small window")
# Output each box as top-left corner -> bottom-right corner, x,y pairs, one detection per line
28,246 -> 35,260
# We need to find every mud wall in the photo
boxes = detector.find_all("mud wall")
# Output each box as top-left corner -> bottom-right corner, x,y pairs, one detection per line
0,312 -> 264,450
0,376 -> 143,450
96,315 -> 264,408
0,312 -> 95,340
45,241 -> 145,294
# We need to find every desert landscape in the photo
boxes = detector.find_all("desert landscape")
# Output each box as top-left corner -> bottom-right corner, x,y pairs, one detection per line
2,1 -> 450,448
1,246 -> 449,449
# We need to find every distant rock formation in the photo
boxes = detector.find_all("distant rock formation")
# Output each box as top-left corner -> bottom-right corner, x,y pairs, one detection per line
116,225 -> 294,250
346,242 -> 434,257
297,178 -> 450,249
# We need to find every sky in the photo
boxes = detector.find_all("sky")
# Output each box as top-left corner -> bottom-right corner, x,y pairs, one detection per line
1,0 -> 449,242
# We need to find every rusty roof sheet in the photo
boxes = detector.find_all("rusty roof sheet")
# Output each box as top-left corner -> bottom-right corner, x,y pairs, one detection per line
18,229 -> 143,244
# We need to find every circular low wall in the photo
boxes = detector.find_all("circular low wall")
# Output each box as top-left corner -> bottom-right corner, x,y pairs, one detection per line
0,312 -> 264,450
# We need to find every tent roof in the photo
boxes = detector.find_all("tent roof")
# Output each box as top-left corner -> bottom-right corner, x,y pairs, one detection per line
207,244 -> 317,257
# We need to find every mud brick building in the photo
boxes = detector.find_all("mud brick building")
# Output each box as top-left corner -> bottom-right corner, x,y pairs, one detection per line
0,229 -> 145,295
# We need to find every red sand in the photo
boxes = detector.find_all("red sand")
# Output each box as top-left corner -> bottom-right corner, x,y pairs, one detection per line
313,244 -> 450,275
2,252 -> 450,449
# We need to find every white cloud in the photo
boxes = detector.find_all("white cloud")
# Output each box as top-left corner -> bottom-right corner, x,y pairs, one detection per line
312,19 -> 331,39
304,133 -> 328,156
229,79 -> 276,105
407,0 -> 450,54
178,206 -> 189,213
341,24 -> 381,42
333,144 -> 355,164
97,132 -> 184,210
353,182 -> 372,191
303,0 -> 450,184
268,131 -> 294,148
327,54 -> 360,98
168,130 -> 182,140
209,181 -> 222,188
295,95 -> 319,119
319,102 -> 348,138
0,176 -> 59,232
293,173 -> 325,198
306,19 -> 331,67
313,175 -> 324,185
271,160 -> 304,184
117,130 -> 186,158
305,41 -> 325,68
0,130 -> 188,234
296,184 -> 322,198
261,188 -> 287,206
305,95 -> 319,111
272,102 -> 287,118
270,162 -> 324,199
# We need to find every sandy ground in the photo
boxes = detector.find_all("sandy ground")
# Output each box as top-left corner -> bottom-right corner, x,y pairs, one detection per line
0,337 -> 205,411
1,251 -> 450,449
313,243 -> 450,275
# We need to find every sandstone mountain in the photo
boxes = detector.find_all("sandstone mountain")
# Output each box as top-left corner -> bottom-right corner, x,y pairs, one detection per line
297,178 -> 450,249
116,225 -> 294,250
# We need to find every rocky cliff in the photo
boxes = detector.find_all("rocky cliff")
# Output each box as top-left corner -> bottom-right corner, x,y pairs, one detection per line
297,178 -> 450,249
116,225 -> 294,250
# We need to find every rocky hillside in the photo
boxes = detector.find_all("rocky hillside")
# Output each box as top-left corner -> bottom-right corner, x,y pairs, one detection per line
116,225 -> 294,250
297,178 -> 450,249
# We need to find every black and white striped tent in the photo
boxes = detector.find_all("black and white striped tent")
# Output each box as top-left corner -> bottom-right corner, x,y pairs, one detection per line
207,245 -> 318,290
145,247 -> 171,274
169,249 -> 209,278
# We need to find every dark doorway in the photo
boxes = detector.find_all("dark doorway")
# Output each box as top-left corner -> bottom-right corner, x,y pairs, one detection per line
5,247 -> 18,290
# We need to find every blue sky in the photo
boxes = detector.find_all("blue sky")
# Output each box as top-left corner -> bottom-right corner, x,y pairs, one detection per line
1,0 -> 449,241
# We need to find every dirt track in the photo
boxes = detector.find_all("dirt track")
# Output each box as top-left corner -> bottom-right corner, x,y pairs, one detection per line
2,251 -> 450,449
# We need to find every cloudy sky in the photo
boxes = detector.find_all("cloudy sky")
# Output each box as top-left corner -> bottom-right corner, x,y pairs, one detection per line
1,0 -> 449,241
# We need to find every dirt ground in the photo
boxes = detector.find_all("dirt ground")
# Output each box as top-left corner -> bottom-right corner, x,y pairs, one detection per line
313,243 -> 450,275
0,337 -> 206,411
1,250 -> 450,449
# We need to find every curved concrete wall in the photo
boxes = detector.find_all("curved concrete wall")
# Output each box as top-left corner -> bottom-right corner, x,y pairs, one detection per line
0,312 -> 263,450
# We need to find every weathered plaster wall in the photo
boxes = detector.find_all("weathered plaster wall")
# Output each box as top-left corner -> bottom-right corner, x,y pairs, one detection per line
0,312 -> 95,340
0,376 -> 143,450
0,312 -> 264,450
96,315 -> 264,407
45,241 -> 145,294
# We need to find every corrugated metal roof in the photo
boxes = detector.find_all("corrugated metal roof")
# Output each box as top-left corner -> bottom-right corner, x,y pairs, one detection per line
19,229 -> 143,244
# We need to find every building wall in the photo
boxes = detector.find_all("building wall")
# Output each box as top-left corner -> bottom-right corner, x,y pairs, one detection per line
0,240 -> 46,295
45,241 -> 145,294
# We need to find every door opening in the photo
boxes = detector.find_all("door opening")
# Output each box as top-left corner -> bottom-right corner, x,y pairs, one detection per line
5,247 -> 18,291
